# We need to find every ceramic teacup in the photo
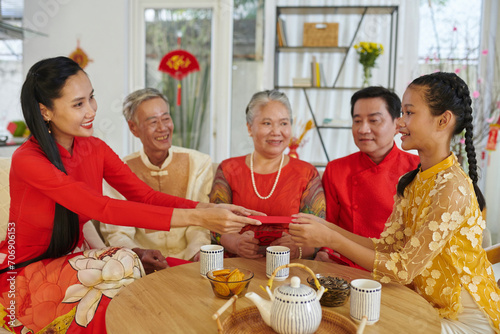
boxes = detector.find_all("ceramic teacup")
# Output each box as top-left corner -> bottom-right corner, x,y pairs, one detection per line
266,246 -> 290,281
199,245 -> 224,277
349,279 -> 382,325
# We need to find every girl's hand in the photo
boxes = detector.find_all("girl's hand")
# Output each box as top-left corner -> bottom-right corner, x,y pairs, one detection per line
292,212 -> 328,225
289,213 -> 336,248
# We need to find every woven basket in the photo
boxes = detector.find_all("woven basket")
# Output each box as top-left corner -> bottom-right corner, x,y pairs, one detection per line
303,22 -> 339,47
221,306 -> 357,334
213,263 -> 359,334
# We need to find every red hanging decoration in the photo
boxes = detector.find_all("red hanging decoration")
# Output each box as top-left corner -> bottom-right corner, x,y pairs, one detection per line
158,49 -> 200,106
176,83 -> 182,106
69,39 -> 93,69
486,123 -> 500,151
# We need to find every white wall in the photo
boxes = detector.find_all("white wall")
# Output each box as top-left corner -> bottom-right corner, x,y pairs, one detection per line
23,0 -> 129,156
230,60 -> 263,156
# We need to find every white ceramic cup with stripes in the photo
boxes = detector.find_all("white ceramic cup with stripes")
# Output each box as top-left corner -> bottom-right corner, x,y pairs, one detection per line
349,279 -> 382,325
266,246 -> 290,281
200,245 -> 224,277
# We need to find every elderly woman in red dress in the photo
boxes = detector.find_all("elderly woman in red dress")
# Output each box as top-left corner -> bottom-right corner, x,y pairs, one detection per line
210,90 -> 325,260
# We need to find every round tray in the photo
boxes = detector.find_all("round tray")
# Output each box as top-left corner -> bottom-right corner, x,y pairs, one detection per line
221,306 -> 357,334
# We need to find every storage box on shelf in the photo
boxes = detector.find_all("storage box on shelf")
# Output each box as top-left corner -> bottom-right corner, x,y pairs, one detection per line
303,22 -> 339,47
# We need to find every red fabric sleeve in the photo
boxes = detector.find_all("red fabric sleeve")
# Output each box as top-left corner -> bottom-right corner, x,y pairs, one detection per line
10,140 -> 197,231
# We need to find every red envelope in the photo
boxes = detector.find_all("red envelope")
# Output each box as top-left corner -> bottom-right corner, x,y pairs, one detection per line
248,216 -> 293,224
166,257 -> 192,267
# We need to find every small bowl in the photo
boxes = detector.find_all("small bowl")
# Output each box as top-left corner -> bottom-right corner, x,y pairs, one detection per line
307,273 -> 351,307
207,267 -> 254,299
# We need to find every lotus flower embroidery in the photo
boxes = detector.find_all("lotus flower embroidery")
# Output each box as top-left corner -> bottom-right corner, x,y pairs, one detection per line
62,247 -> 145,327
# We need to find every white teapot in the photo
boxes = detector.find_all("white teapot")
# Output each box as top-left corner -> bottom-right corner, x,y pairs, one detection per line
246,264 -> 325,334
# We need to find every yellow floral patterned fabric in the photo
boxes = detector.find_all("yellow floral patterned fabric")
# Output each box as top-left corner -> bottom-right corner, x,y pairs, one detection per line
372,154 -> 500,332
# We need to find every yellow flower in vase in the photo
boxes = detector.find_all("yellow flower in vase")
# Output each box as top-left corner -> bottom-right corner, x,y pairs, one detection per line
354,42 -> 384,87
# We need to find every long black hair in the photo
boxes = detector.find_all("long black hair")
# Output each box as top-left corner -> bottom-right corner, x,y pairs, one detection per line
20,56 -> 83,264
396,72 -> 486,211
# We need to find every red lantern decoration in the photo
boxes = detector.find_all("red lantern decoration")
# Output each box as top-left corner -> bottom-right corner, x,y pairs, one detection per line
158,49 -> 200,106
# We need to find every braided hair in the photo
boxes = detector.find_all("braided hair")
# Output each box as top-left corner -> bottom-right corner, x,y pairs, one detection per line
20,57 -> 82,265
396,72 -> 485,211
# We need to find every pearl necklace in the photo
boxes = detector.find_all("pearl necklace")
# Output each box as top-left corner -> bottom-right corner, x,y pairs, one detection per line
250,151 -> 285,200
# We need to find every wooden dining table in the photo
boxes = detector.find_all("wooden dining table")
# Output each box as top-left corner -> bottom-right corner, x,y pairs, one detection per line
106,258 -> 441,333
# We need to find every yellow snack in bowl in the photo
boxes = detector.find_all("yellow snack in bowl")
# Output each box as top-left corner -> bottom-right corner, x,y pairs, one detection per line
209,268 -> 248,298
212,269 -> 231,277
230,282 -> 246,295
227,268 -> 245,293
213,278 -> 231,296
228,268 -> 244,282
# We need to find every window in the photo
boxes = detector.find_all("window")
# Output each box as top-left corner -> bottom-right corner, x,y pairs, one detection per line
0,0 -> 24,137
418,0 -> 482,80
418,0 -> 493,168
144,8 -> 212,152
230,0 -> 265,156
129,0 -> 233,161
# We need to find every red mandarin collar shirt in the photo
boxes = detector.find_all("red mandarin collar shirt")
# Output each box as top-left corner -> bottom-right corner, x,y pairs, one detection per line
322,144 -> 420,238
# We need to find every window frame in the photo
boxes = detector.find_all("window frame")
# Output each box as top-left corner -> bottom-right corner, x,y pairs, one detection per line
128,0 -> 233,161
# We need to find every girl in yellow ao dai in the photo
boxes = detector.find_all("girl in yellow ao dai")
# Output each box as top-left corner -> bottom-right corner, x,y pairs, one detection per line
288,72 -> 500,333
372,153 -> 500,332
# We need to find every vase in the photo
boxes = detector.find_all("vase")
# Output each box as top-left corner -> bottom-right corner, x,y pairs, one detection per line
362,66 -> 372,87
288,144 -> 299,159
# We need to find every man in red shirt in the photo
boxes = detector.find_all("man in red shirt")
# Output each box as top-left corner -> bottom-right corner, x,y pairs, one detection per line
319,86 -> 420,268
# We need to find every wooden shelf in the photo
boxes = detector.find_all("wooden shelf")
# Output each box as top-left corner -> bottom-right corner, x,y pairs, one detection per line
277,46 -> 349,53
275,5 -> 399,164
311,162 -> 328,168
277,6 -> 398,16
